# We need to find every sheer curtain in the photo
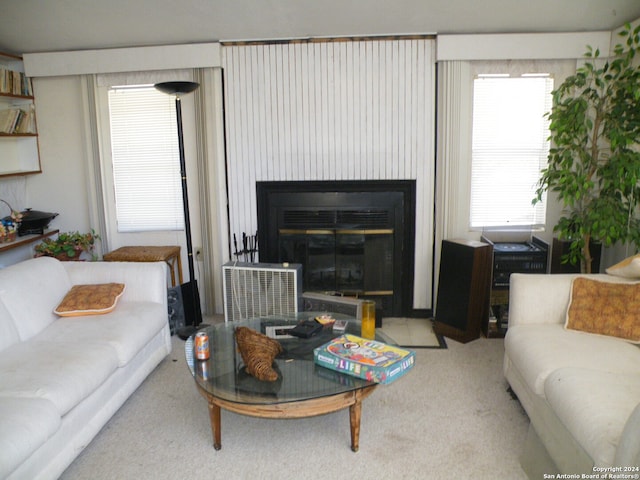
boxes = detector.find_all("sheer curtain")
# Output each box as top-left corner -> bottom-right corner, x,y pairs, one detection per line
433,59 -> 575,305
83,68 -> 226,314
434,60 -> 474,302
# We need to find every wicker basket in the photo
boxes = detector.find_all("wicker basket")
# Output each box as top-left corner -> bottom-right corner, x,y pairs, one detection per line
234,326 -> 283,382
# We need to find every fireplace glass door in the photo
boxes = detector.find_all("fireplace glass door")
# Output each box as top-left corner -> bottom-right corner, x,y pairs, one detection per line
279,228 -> 394,297
257,181 -> 416,317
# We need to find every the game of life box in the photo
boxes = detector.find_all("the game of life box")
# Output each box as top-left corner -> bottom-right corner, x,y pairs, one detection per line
313,334 -> 415,384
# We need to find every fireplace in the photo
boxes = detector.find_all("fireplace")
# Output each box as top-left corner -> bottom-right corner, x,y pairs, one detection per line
256,181 -> 416,317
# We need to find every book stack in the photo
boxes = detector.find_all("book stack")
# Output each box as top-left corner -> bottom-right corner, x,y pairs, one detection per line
0,68 -> 33,97
314,334 -> 415,385
0,105 -> 36,134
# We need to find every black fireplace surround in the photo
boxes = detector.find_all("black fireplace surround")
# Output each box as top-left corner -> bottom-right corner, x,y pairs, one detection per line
256,180 -> 416,317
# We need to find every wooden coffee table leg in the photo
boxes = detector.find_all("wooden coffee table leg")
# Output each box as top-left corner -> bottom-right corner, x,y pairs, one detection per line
207,401 -> 222,450
349,396 -> 363,452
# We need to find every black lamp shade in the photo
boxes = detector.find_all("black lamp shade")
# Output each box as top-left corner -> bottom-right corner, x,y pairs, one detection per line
154,81 -> 199,96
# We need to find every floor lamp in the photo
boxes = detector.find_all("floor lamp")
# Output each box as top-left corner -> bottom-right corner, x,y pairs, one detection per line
155,81 -> 205,340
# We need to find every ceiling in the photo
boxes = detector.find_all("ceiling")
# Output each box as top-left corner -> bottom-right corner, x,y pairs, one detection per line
2,0 -> 640,55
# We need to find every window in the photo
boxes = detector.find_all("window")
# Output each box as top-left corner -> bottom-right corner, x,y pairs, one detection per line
470,74 -> 552,229
108,85 -> 183,232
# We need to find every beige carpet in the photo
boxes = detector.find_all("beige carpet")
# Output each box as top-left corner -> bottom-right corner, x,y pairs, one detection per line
379,317 -> 446,348
59,334 -> 528,480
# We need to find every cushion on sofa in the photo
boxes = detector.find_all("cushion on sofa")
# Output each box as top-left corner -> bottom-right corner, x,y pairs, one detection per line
54,283 -> 125,317
0,340 -> 119,415
544,368 -> 640,467
566,277 -> 640,343
0,257 -> 72,341
606,253 -> 640,278
0,397 -> 61,479
505,324 -> 640,396
35,302 -> 167,367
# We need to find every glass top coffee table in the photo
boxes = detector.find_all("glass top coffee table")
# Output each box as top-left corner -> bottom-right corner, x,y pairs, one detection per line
186,312 -> 393,451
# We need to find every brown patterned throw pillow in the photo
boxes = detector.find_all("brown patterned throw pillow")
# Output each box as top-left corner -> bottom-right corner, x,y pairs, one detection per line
54,283 -> 125,317
566,277 -> 640,343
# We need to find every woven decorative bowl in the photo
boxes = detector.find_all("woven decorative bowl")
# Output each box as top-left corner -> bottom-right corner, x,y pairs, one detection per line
234,326 -> 283,382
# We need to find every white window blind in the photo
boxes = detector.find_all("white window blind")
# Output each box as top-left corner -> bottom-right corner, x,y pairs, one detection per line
108,85 -> 184,232
470,75 -> 552,229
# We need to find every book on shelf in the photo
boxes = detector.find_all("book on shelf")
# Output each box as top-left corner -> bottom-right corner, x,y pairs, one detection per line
0,68 -> 33,97
0,105 -> 36,134
313,333 -> 415,385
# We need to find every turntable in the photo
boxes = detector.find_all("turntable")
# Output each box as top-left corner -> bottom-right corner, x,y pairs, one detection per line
481,236 -> 549,288
493,242 -> 538,253
481,236 -> 549,337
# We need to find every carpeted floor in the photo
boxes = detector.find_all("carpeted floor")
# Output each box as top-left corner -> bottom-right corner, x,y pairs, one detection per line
59,333 -> 529,480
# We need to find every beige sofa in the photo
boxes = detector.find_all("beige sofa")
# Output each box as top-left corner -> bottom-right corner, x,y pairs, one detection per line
0,257 -> 171,480
504,273 -> 640,478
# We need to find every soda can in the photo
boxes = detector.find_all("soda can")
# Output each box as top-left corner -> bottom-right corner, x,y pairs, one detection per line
196,359 -> 209,380
195,332 -> 210,360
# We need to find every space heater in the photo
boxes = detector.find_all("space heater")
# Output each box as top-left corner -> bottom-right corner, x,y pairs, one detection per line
302,292 -> 365,321
222,262 -> 303,322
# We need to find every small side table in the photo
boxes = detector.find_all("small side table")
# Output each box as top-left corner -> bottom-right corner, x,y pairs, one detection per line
103,246 -> 183,287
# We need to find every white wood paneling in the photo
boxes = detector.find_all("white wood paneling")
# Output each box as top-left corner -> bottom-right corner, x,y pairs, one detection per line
222,38 -> 435,308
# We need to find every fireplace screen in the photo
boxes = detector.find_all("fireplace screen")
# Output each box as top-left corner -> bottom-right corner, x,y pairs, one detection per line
280,228 -> 394,295
257,181 -> 416,317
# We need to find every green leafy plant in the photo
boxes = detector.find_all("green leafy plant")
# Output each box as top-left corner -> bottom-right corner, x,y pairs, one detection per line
34,230 -> 100,260
534,23 -> 640,272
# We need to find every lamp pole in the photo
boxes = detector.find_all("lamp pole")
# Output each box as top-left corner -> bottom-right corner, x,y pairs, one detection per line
154,81 -> 203,339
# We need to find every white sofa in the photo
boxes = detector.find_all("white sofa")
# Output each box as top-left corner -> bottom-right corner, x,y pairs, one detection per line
504,273 -> 640,478
0,256 -> 171,480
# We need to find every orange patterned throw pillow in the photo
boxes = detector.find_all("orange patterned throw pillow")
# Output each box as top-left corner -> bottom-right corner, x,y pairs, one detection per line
54,283 -> 125,317
566,277 -> 640,343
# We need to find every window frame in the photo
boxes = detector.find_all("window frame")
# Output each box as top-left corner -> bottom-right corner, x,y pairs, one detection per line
469,72 -> 553,231
107,84 -> 185,233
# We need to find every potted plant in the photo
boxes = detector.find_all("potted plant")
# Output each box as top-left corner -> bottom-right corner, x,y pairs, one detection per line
34,230 -> 100,261
534,24 -> 640,273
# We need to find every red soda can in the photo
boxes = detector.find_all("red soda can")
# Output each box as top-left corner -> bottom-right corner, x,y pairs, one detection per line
195,332 -> 210,360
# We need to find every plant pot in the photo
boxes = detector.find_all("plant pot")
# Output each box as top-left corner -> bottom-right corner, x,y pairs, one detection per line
36,250 -> 84,261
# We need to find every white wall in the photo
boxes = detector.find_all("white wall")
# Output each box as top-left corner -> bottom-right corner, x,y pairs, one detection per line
25,76 -> 92,234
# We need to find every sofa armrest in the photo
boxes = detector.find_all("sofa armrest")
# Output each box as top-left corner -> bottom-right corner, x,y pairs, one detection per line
615,402 -> 640,469
62,261 -> 168,307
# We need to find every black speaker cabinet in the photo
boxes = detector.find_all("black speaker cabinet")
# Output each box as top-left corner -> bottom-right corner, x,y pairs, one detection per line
167,280 -> 203,335
167,285 -> 185,335
433,239 -> 493,343
551,237 -> 602,273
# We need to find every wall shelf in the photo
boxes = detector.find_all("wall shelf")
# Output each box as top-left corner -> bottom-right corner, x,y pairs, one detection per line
0,51 -> 41,177
0,229 -> 58,253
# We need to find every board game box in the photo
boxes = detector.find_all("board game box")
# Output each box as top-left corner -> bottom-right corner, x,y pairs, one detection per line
313,334 -> 415,384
